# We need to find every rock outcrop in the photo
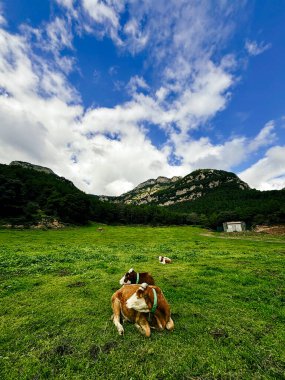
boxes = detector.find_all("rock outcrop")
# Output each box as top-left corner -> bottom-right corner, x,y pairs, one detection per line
108,169 -> 250,206
10,161 -> 55,175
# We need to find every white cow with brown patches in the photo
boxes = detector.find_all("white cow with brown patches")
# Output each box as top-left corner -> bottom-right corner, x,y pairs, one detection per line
111,283 -> 174,337
159,256 -> 172,264
119,268 -> 155,285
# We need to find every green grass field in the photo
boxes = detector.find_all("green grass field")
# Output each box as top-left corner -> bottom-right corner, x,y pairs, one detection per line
0,225 -> 284,379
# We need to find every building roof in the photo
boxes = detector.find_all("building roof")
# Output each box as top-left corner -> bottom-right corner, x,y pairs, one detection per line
224,221 -> 244,224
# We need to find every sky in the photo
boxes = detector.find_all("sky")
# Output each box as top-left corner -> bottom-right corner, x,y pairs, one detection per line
0,1 -> 285,196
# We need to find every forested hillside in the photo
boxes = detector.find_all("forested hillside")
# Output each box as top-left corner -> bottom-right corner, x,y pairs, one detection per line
169,182 -> 285,228
1,162 -> 284,228
112,169 -> 250,206
0,163 -> 185,226
0,163 -> 92,225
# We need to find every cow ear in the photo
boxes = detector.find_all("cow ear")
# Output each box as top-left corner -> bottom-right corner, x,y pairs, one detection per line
137,283 -> 148,298
137,289 -> 144,298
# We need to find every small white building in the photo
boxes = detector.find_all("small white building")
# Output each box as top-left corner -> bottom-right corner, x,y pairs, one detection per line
223,221 -> 246,232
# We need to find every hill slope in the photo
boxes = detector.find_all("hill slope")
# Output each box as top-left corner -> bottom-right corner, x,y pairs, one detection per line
103,169 -> 285,227
1,162 -> 284,228
0,162 -> 186,226
110,169 -> 250,206
0,162 -> 93,225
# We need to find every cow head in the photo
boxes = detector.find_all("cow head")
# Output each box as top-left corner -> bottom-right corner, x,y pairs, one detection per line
119,268 -> 135,285
126,283 -> 151,313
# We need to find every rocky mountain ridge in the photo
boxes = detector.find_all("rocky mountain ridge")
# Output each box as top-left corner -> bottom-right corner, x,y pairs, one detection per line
2,161 -> 284,228
10,161 -> 55,175
105,169 -> 250,206
135,175 -> 182,190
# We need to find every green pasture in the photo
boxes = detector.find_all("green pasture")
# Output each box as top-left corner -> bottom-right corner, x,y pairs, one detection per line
0,225 -> 284,379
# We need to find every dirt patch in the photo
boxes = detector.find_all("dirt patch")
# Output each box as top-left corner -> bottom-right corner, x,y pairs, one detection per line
67,281 -> 86,288
171,312 -> 182,319
192,312 -> 205,319
32,218 -> 65,229
54,344 -> 73,356
254,225 -> 285,236
58,269 -> 72,277
102,341 -> 118,353
89,345 -> 100,361
89,341 -> 118,361
209,328 -> 228,339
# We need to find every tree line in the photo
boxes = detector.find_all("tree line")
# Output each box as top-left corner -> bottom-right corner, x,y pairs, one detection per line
0,164 -> 186,226
1,164 -> 284,229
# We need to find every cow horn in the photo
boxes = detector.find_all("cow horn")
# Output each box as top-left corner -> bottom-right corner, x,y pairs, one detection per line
139,283 -> 148,291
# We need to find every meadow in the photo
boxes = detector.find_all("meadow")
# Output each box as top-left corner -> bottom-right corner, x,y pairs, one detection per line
0,225 -> 284,380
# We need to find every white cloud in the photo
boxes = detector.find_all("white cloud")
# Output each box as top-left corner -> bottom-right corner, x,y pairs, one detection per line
248,120 -> 276,151
45,17 -> 74,51
56,0 -> 74,9
123,18 -> 149,52
170,60 -> 234,131
127,75 -> 149,94
1,18 -> 281,195
170,120 -> 278,174
105,179 -> 134,196
20,16 -> 76,75
80,0 -> 125,44
1,2 -> 284,196
239,146 -> 285,190
0,4 -> 6,26
245,39 -> 271,56
82,0 -> 119,27
0,23 -> 175,195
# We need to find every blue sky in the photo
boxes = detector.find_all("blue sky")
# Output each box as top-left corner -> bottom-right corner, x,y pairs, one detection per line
0,0 -> 285,195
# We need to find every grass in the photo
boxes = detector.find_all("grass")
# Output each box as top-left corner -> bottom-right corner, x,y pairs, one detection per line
0,225 -> 285,379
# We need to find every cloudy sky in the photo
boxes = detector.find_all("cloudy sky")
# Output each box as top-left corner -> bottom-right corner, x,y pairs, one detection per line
0,1 -> 285,195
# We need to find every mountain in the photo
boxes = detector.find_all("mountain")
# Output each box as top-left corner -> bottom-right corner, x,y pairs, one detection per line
10,161 -> 55,175
0,162 -> 93,225
101,169 -> 285,227
1,162 -> 284,228
101,175 -> 182,205
0,162 -> 185,227
107,169 -> 250,206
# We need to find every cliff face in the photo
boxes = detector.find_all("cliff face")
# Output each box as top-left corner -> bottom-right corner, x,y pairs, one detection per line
117,175 -> 182,205
10,161 -> 55,175
106,169 -> 250,206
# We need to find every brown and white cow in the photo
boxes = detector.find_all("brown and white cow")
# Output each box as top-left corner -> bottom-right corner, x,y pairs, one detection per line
119,268 -> 155,285
159,256 -> 172,264
111,283 -> 174,337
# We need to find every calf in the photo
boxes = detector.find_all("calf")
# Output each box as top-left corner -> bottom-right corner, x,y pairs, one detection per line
159,256 -> 172,264
111,283 -> 174,337
119,268 -> 155,285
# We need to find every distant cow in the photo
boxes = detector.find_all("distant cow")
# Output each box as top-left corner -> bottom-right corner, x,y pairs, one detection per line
111,283 -> 174,337
159,256 -> 172,264
119,268 -> 155,285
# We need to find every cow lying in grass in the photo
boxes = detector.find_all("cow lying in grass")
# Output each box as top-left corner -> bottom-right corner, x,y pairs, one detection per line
111,283 -> 174,337
119,268 -> 155,285
159,256 -> 172,264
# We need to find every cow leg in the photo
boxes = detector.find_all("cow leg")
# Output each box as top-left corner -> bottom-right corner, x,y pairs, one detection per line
153,315 -> 164,331
112,298 -> 124,335
135,316 -> 151,337
166,317 -> 174,331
